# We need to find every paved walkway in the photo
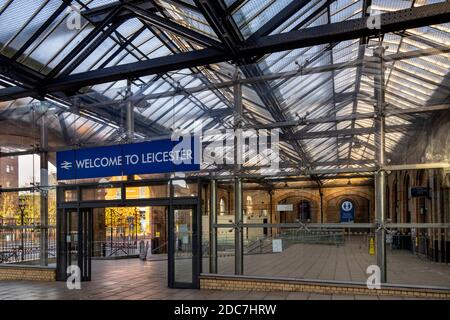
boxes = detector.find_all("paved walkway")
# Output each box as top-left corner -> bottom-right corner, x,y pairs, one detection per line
0,259 -> 441,300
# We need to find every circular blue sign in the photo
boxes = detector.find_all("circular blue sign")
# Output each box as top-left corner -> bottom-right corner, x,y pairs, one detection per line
342,201 -> 353,212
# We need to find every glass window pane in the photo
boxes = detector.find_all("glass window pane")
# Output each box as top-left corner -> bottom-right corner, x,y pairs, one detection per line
125,184 -> 169,199
217,227 -> 235,275
63,189 -> 77,202
173,208 -> 193,283
387,227 -> 450,288
81,187 -> 121,201
243,227 -> 377,282
173,180 -> 198,197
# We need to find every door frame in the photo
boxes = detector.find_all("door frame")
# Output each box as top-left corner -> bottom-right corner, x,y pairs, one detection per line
56,178 -> 204,287
168,204 -> 201,289
56,208 -> 92,281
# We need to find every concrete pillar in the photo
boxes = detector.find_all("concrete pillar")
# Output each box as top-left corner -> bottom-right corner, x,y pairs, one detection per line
209,180 -> 217,273
374,46 -> 387,283
39,106 -> 49,266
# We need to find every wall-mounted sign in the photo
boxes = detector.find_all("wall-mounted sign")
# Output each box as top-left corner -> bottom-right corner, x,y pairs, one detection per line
56,137 -> 200,180
340,200 -> 355,223
277,204 -> 293,212
410,186 -> 430,198
272,239 -> 283,253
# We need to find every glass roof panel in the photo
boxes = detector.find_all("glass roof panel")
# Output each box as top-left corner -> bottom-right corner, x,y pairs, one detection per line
0,0 -> 449,173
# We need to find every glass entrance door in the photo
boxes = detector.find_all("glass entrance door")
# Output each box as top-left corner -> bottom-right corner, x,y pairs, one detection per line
57,208 -> 92,281
169,205 -> 199,288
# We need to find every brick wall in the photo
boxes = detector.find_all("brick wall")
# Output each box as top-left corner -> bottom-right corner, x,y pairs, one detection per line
200,275 -> 450,299
0,266 -> 56,281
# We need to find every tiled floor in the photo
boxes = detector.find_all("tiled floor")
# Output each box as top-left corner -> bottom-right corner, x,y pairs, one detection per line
0,258 -> 445,300
1,238 -> 449,300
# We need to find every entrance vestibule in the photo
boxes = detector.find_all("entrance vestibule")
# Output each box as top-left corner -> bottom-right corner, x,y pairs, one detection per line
56,178 -> 202,289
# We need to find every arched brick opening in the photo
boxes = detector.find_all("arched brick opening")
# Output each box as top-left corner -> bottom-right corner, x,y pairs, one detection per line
391,178 -> 398,223
404,173 -> 411,223
275,192 -> 320,223
416,170 -> 429,224
325,194 -> 371,223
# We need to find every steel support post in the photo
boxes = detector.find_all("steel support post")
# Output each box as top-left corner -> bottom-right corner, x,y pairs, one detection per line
126,79 -> 135,142
126,79 -> 135,183
374,46 -> 387,283
269,190 -> 273,237
40,105 -> 49,266
209,179 -> 218,273
234,70 -> 244,275
234,177 -> 243,275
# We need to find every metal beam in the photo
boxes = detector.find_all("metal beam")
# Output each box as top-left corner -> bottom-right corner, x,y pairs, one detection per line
383,163 -> 450,171
0,54 -> 43,87
124,4 -> 224,49
160,0 -> 200,13
193,0 -> 241,55
3,43 -> 446,102
244,182 -> 374,191
242,105 -> 450,130
2,45 -> 449,102
286,124 -> 416,139
212,223 -> 377,228
1,2 -> 449,100
227,0 -> 246,14
210,159 -> 375,172
45,48 -> 229,93
242,2 -> 450,57
82,0 -> 155,23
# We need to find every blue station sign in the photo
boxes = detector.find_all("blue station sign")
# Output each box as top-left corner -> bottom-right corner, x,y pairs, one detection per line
340,200 -> 355,223
56,137 -> 200,180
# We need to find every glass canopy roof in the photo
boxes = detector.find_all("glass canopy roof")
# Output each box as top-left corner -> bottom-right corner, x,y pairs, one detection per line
0,0 -> 449,180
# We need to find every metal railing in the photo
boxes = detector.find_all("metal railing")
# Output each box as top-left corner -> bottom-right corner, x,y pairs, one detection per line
280,228 -> 345,245
0,224 -> 56,264
391,234 -> 413,251
100,241 -> 139,257
244,237 -> 274,255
